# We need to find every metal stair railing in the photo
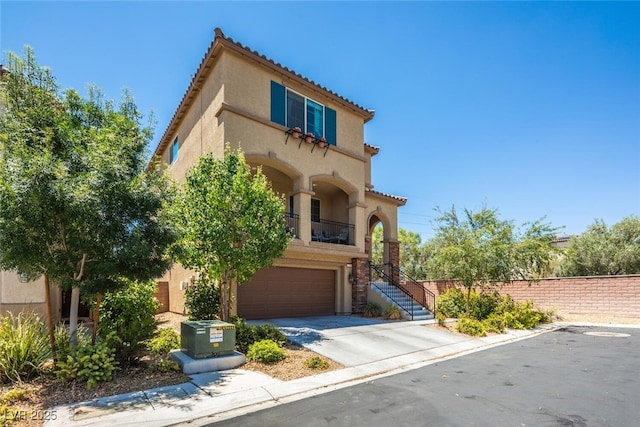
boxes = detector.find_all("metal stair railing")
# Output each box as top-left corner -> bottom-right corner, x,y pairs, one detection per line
388,263 -> 436,315
370,264 -> 415,319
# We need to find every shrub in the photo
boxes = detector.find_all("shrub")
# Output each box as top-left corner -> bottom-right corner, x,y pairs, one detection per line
185,281 -> 220,320
436,288 -> 466,318
147,328 -> 180,356
55,340 -> 118,389
468,291 -> 501,320
253,324 -> 286,346
231,317 -> 286,354
482,313 -> 507,334
438,291 -> 549,335
436,311 -> 447,327
506,300 -> 548,329
146,327 -> 181,372
246,339 -> 285,364
456,317 -> 486,337
0,312 -> 51,383
363,302 -> 382,318
98,279 -> 159,365
494,294 -> 518,315
54,322 -> 91,362
383,304 -> 403,320
231,317 -> 254,354
305,356 -> 329,370
437,288 -> 502,320
493,296 -> 549,330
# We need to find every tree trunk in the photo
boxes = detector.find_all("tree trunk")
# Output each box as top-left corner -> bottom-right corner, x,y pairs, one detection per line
220,279 -> 229,322
44,275 -> 56,360
92,293 -> 102,345
69,286 -> 80,346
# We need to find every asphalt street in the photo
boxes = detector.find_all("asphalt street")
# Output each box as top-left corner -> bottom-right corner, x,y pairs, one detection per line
210,326 -> 640,427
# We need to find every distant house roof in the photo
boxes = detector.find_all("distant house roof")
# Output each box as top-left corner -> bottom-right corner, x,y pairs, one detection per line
152,28 -> 375,160
366,188 -> 407,206
551,233 -> 576,248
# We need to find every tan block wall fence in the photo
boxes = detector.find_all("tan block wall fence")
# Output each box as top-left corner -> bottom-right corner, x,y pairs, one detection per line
420,275 -> 640,320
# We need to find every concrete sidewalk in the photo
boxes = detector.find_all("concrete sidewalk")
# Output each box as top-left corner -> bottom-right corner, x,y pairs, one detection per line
46,320 -> 558,427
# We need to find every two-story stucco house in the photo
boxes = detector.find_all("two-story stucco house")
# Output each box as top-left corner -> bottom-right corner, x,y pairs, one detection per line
153,28 -> 409,319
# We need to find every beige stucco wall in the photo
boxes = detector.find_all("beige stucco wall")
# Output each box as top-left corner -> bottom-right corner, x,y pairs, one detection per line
1,270 -> 45,303
163,54 -> 227,182
0,271 -> 52,320
365,194 -> 401,241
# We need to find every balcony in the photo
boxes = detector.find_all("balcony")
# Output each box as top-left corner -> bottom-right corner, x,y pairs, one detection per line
312,219 -> 354,245
286,213 -> 299,238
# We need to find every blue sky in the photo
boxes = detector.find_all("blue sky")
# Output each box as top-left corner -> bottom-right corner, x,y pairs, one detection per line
2,1 -> 639,240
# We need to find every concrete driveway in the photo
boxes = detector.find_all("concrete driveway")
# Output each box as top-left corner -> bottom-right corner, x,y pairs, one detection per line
251,316 -> 471,366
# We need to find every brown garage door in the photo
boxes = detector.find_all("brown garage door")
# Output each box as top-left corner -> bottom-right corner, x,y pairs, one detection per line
237,267 -> 335,319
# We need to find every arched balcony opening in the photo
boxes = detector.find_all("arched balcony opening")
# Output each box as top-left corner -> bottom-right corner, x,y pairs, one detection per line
310,181 -> 354,245
247,162 -> 300,239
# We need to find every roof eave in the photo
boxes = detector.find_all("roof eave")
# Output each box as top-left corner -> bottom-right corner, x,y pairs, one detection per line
366,189 -> 407,206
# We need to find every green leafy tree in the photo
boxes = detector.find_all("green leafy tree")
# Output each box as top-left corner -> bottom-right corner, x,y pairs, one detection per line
428,206 -> 559,313
558,215 -> 640,276
398,228 -> 430,279
172,147 -> 290,321
0,47 -> 176,342
370,225 -> 383,266
370,226 -> 430,279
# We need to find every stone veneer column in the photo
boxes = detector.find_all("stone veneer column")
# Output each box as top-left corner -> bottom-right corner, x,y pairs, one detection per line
351,258 -> 369,314
388,240 -> 400,284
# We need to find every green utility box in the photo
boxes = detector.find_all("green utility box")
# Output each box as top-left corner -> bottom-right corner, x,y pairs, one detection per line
180,320 -> 236,359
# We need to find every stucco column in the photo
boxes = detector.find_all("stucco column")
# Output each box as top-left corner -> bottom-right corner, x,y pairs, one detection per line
293,188 -> 313,243
351,258 -> 369,313
348,201 -> 367,249
336,265 -> 352,315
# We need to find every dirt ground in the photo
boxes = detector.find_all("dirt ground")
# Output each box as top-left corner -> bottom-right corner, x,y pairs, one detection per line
0,312 -> 342,426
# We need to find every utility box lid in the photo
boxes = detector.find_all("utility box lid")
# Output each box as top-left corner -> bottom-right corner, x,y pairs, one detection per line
180,320 -> 236,359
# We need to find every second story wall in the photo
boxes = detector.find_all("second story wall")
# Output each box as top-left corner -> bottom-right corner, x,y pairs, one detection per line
161,53 -> 227,182
219,50 -> 369,201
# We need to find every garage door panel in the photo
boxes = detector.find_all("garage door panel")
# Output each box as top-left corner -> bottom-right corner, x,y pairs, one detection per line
237,267 -> 335,319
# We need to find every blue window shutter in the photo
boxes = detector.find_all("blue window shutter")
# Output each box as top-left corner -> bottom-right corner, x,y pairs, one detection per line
325,107 -> 337,145
270,81 -> 286,126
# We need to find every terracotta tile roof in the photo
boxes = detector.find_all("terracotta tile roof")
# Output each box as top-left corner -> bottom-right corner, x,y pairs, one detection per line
152,28 -> 374,159
366,188 -> 407,205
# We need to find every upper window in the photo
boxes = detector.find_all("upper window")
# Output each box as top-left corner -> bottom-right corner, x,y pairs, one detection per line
271,81 -> 337,145
169,137 -> 179,165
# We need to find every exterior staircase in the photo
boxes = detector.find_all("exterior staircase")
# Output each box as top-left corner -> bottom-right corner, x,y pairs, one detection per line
370,281 -> 434,321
